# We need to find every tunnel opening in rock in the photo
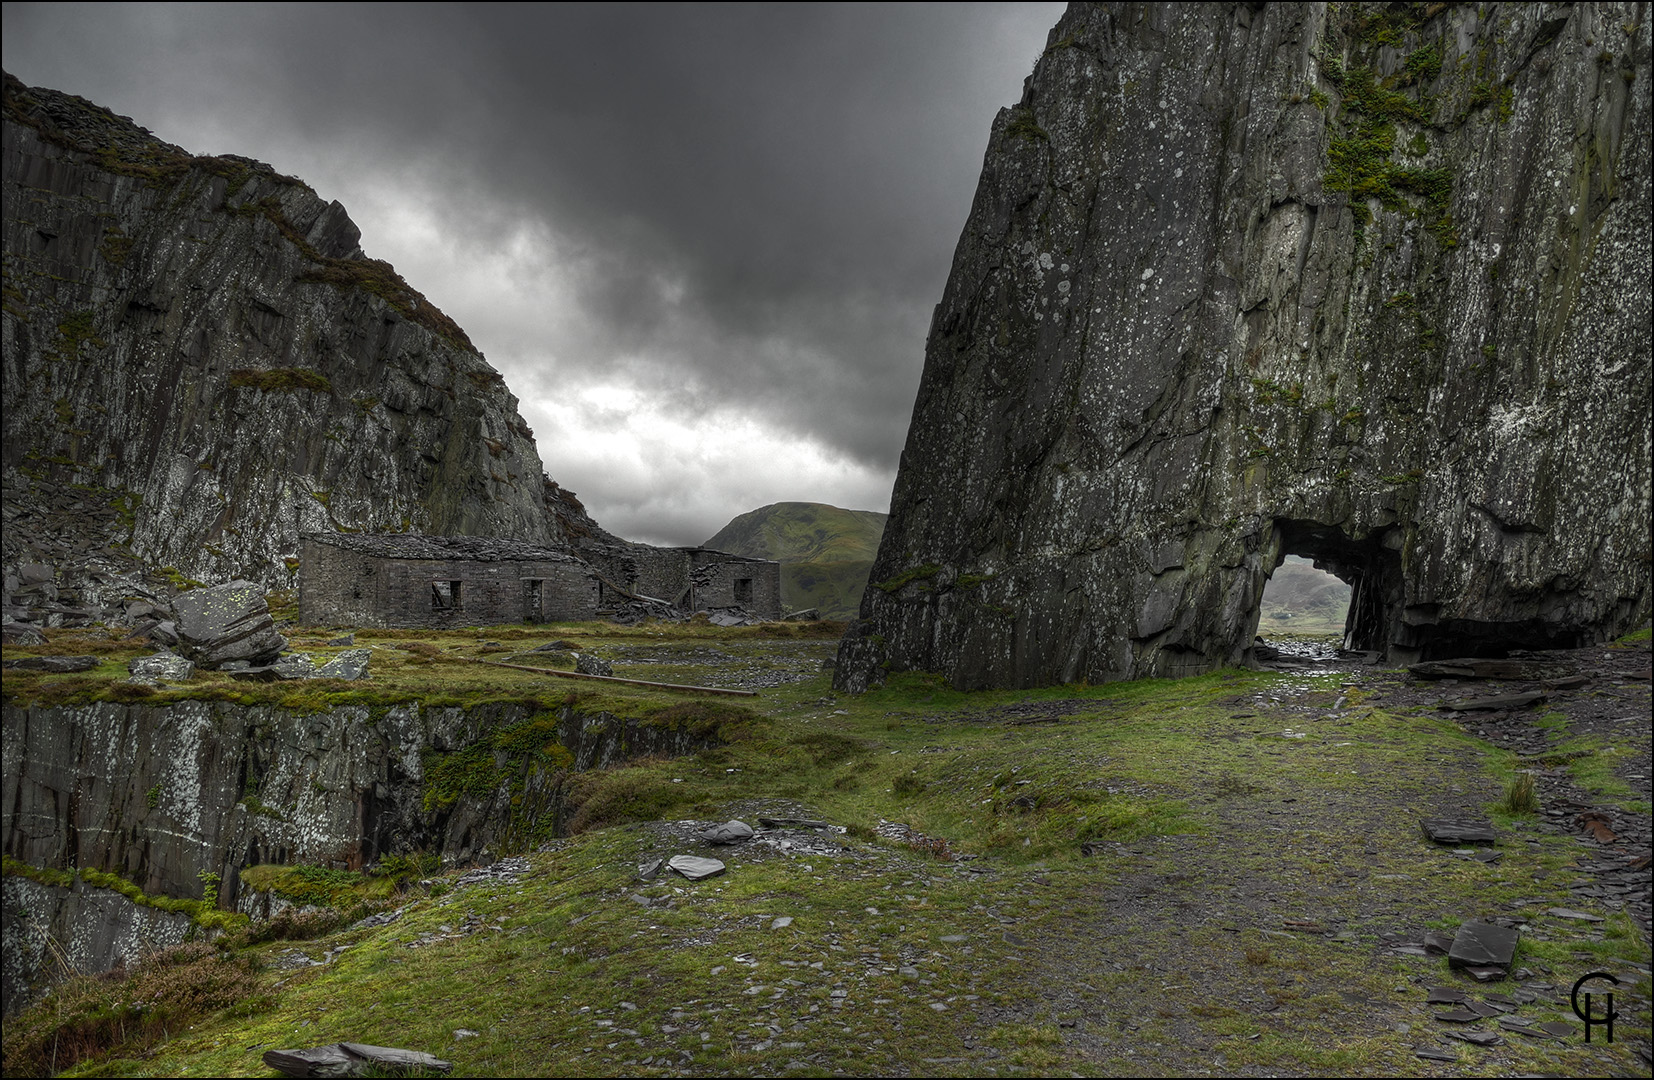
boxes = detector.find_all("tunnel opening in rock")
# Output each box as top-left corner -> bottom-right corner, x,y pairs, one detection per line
1261,520 -> 1602,662
1267,520 -> 1401,654
1258,555 -> 1351,640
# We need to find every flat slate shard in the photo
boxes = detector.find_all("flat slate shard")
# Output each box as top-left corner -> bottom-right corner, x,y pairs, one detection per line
1440,691 -> 1546,712
1448,921 -> 1519,972
1422,819 -> 1498,845
833,2 -> 1652,693
1409,659 -> 1554,680
666,855 -> 726,881
2,655 -> 99,672
261,1042 -> 452,1077
1443,1030 -> 1503,1046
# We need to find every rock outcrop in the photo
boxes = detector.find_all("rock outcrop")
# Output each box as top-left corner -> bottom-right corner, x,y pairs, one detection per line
1,73 -> 583,601
838,2 -> 1651,690
1,696 -> 729,1012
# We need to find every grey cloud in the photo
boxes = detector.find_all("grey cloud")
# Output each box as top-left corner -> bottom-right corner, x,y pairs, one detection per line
3,1 -> 1063,526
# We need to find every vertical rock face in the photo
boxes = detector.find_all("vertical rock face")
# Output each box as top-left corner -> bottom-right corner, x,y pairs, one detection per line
2,73 -> 561,588
839,2 -> 1651,690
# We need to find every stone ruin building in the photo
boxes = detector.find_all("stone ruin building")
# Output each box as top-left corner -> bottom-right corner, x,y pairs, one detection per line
298,532 -> 781,628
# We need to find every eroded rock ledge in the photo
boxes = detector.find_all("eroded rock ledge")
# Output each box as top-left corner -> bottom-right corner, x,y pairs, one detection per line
838,2 -> 1651,690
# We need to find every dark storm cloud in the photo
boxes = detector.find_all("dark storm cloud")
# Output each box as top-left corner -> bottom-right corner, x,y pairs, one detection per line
2,2 -> 1063,527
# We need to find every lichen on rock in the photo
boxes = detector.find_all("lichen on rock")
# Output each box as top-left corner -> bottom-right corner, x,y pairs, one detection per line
838,2 -> 1652,690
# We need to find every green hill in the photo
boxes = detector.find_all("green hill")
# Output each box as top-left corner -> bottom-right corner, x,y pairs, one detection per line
703,502 -> 887,618
1258,556 -> 1352,637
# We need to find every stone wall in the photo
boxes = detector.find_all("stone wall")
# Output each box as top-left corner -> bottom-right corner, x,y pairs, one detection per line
298,537 -> 599,628
688,551 -> 784,614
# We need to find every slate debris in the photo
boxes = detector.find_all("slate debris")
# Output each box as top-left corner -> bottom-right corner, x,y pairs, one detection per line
1410,659 -> 1559,680
574,652 -> 614,677
1422,931 -> 1455,955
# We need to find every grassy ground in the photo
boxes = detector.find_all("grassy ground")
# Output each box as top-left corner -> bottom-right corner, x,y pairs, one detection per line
4,622 -> 1649,1076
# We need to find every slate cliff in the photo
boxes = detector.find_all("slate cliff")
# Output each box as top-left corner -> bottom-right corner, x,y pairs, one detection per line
1,73 -> 591,605
838,2 -> 1651,690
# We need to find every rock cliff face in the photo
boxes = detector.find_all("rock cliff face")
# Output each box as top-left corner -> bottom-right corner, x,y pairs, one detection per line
1,696 -> 722,1013
1,73 -> 578,599
839,2 -> 1651,691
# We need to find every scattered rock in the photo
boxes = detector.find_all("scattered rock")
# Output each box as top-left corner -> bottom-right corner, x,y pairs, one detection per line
532,640 -> 575,652
262,1042 -> 452,1077
770,916 -> 794,930
0,622 -> 47,645
327,633 -> 355,646
758,817 -> 830,830
1543,907 -> 1605,922
784,609 -> 820,621
1423,932 -> 1454,955
1442,1030 -> 1502,1046
1410,659 -> 1555,680
18,564 -> 54,585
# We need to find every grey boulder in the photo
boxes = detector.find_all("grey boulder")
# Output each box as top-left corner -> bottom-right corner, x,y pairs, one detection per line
127,653 -> 195,683
667,855 -> 726,881
316,648 -> 371,680
172,580 -> 286,668
574,653 -> 613,677
697,820 -> 755,845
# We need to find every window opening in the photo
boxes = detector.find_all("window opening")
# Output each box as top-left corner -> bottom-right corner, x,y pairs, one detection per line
431,580 -> 461,611
523,578 -> 544,622
733,577 -> 754,604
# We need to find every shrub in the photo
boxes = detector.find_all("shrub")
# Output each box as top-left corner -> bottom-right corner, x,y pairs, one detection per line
1,944 -> 259,1077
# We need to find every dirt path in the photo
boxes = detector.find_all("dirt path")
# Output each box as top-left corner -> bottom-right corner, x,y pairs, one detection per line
998,641 -> 1653,1076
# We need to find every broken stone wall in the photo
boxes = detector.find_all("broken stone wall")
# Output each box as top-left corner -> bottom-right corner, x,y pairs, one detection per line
687,552 -> 784,618
297,538 -> 599,628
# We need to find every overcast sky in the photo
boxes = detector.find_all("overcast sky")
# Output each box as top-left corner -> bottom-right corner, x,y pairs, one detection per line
3,2 -> 1065,545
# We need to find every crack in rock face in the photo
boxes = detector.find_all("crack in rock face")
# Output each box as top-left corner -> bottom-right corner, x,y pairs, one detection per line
838,1 -> 1652,691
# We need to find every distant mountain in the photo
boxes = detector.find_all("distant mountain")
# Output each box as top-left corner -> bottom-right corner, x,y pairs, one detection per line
1258,556 -> 1352,637
703,502 -> 886,619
